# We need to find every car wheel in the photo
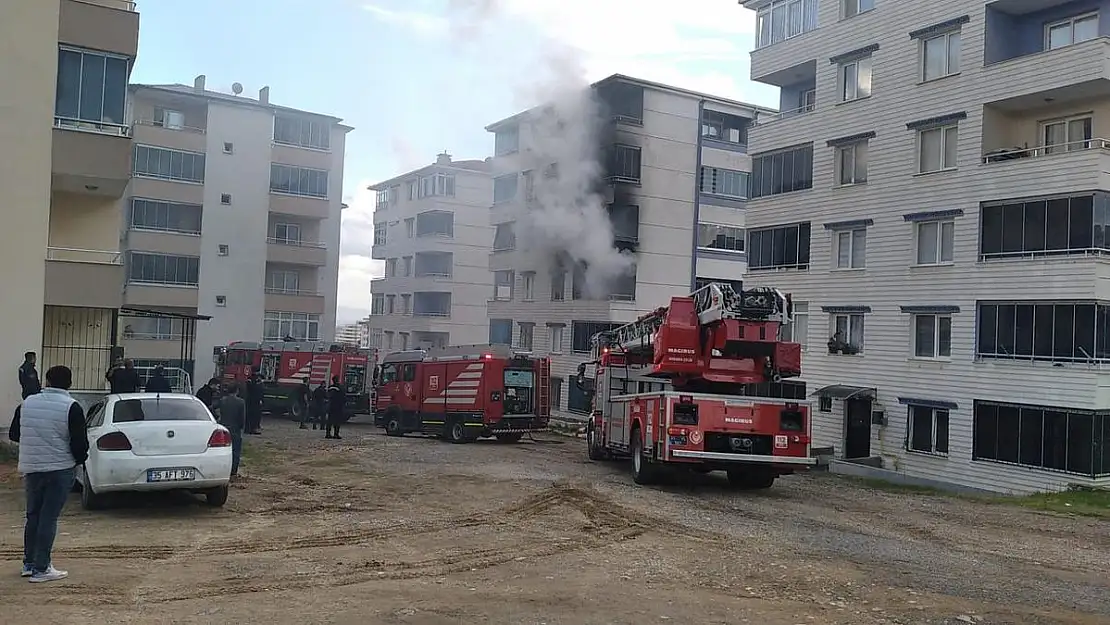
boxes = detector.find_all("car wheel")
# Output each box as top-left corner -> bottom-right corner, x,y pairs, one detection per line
205,485 -> 230,507
80,476 -> 104,511
448,420 -> 469,444
289,400 -> 305,420
495,432 -> 523,444
630,427 -> 660,486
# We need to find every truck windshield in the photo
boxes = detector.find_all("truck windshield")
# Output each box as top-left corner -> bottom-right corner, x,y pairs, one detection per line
504,370 -> 534,387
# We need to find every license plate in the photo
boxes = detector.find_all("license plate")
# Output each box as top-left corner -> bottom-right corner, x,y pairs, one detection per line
147,468 -> 196,482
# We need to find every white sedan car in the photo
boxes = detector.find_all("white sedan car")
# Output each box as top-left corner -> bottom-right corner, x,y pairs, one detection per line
76,392 -> 233,510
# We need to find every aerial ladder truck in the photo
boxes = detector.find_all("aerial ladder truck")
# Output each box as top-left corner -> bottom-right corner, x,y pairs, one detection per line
574,282 -> 816,488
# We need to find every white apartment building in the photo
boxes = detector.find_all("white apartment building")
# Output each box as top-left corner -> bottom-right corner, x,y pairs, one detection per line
123,77 -> 350,385
740,0 -> 1110,493
486,74 -> 774,415
368,153 -> 493,352
335,323 -> 360,345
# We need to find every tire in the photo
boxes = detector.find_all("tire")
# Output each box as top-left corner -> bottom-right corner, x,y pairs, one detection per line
630,427 -> 660,485
495,432 -> 523,444
80,473 -> 104,511
727,469 -> 776,490
205,485 -> 229,507
385,414 -> 403,437
447,419 -> 469,444
289,400 -> 305,421
586,424 -> 606,461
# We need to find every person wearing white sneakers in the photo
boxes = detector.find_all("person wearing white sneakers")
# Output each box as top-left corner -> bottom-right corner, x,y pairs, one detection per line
8,364 -> 88,583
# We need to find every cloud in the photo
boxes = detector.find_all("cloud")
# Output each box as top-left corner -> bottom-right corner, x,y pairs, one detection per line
361,4 -> 448,35
337,182 -> 382,325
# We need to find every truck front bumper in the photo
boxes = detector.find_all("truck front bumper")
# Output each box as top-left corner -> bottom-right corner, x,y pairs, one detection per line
669,450 -> 818,466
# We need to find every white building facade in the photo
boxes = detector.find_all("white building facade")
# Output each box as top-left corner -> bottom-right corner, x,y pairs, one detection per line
368,154 -> 493,352
485,74 -> 772,416
741,0 -> 1110,493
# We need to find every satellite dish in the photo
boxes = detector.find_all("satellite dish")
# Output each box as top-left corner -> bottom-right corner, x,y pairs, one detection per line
231,82 -> 243,95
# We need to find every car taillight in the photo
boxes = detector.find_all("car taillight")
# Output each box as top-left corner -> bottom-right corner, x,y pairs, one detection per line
208,428 -> 232,448
96,432 -> 132,451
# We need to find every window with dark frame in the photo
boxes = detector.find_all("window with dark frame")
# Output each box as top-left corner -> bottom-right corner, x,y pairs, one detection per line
975,301 -> 1109,363
608,145 -> 642,182
571,321 -> 619,353
700,110 -> 750,144
127,252 -> 200,286
979,193 -> 1106,259
750,144 -> 814,198
130,199 -> 202,234
489,319 -> 513,346
916,220 -> 955,265
269,163 -> 329,198
907,405 -> 950,455
132,145 -> 206,183
493,174 -> 518,203
973,400 -> 1110,477
747,222 -> 812,270
699,166 -> 749,198
913,314 -> 952,358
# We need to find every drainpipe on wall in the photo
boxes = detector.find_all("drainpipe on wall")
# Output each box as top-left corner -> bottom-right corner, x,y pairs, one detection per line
689,99 -> 706,291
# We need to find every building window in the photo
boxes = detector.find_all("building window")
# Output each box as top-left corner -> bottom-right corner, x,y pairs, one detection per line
273,115 -> 331,151
215,295 -> 227,307
132,146 -> 206,183
697,223 -> 745,253
1046,12 -> 1098,51
572,321 -> 619,353
493,174 -> 518,204
418,173 -> 455,198
401,294 -> 411,315
489,319 -> 513,346
368,328 -> 383,348
269,163 -> 329,198
402,256 -> 412,276
223,142 -> 234,154
127,252 -> 200,287
907,405 -> 949,455
399,332 -> 409,350
608,145 -> 642,182
842,0 -> 874,18
550,268 -> 566,301
979,193 -> 1108,260
550,377 -> 564,410
371,294 -> 385,315
266,270 -> 300,294
55,47 -> 128,127
375,187 -> 394,209
129,199 -> 202,234
522,272 -> 536,300
800,89 -> 816,113
274,223 -> 302,244
384,258 -> 397,277
836,141 -> 868,185
415,211 -> 454,237
404,218 -> 415,238
921,30 -> 961,81
750,144 -> 813,198
217,244 -> 229,256
414,252 -> 451,278
493,222 -> 516,251
494,125 -> 519,156
263,311 -> 321,341
834,227 -> 866,269
830,313 -> 865,354
121,315 -> 181,341
747,222 -> 811,271
373,223 -> 386,246
153,108 -> 185,130
493,270 -> 514,300
413,292 -> 451,317
518,323 -> 534,350
1041,114 -> 1092,154
699,166 -> 749,198
599,81 -> 645,124
918,125 -> 958,173
548,325 -> 564,353
976,301 -> 1110,364
386,295 -> 395,314
220,194 -> 232,205
973,400 -> 1109,477
781,302 -> 809,350
913,314 -> 952,359
839,56 -> 872,102
755,0 -> 819,49
701,110 -> 749,145
916,220 -> 955,265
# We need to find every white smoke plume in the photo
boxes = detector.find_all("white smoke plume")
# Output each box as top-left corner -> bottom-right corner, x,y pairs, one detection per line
448,0 -> 636,298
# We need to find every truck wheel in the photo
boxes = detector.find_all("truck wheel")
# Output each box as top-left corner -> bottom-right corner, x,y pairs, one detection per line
586,424 -> 606,461
289,400 -> 305,421
727,469 -> 776,490
447,420 -> 469,444
385,415 -> 404,437
495,432 -> 523,443
630,427 -> 660,485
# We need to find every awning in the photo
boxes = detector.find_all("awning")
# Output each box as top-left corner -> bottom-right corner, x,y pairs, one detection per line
812,384 -> 876,400
120,306 -> 212,321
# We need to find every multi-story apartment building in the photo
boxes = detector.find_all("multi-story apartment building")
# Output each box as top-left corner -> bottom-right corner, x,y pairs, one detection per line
335,323 -> 360,345
740,0 -> 1110,493
485,74 -> 774,415
122,76 -> 350,384
0,0 -> 138,404
368,154 -> 494,352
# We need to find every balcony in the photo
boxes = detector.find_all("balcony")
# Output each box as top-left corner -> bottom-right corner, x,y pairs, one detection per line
43,247 -> 123,309
124,282 -> 199,309
266,238 -> 328,266
51,122 -> 132,198
131,120 -> 206,153
747,0 -> 820,84
980,101 -> 1110,188
58,0 -> 139,58
982,34 -> 1110,110
412,292 -> 452,318
264,288 -> 325,315
415,210 -> 454,238
126,229 -> 202,257
270,193 -> 330,219
413,252 -> 454,279
608,204 -> 640,250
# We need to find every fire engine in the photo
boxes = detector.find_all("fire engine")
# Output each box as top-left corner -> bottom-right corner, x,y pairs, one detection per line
214,340 -> 377,420
374,344 -> 551,443
575,282 -> 816,489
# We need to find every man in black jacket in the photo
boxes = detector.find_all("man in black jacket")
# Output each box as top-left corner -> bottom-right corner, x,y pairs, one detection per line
311,382 -> 327,431
196,378 -> 221,409
144,365 -> 173,393
245,370 -> 263,435
325,376 -> 346,440
18,351 -> 41,399
105,359 -> 141,394
297,381 -> 312,429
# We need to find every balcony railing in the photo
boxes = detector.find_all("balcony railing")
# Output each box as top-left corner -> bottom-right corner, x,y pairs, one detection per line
751,103 -> 815,127
264,287 -> 320,296
123,331 -> 182,341
46,247 -> 122,264
981,138 -> 1110,164
78,0 -> 137,11
266,237 -> 326,248
413,310 -> 451,317
133,119 -> 206,134
54,116 -> 129,137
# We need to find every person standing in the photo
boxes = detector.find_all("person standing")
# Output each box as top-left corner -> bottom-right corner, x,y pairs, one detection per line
18,351 -> 41,399
297,380 -> 312,430
325,376 -> 346,440
216,383 -> 246,478
311,382 -> 327,431
144,364 -> 173,393
7,365 -> 88,583
105,358 -> 141,394
245,370 -> 263,435
196,378 -> 222,410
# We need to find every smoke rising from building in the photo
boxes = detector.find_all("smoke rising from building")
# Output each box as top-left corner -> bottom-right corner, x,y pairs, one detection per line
449,0 -> 636,298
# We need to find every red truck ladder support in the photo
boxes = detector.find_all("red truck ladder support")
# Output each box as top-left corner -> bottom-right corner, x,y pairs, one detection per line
536,358 -> 551,419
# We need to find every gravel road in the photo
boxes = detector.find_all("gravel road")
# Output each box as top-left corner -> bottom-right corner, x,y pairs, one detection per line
0,418 -> 1107,625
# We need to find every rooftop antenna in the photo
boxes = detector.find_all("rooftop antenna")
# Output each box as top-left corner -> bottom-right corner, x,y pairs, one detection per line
231,82 -> 243,96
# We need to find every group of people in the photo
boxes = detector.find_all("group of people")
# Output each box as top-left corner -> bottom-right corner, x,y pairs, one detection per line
296,378 -> 348,439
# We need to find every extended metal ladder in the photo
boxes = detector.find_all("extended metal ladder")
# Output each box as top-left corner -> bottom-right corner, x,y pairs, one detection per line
536,357 -> 551,418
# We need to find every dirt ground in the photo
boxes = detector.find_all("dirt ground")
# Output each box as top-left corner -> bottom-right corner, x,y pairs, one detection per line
1,419 -> 1109,625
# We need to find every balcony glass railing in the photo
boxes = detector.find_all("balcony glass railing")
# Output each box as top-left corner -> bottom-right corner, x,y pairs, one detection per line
133,119 -> 206,135
981,138 -> 1110,164
266,237 -> 326,248
751,103 -> 815,127
264,287 -> 320,296
54,116 -> 129,137
46,247 -> 121,264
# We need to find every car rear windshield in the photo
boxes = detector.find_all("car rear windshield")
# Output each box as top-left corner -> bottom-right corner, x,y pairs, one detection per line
112,398 -> 211,423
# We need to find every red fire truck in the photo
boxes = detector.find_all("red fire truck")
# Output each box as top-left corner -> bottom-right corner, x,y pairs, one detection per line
374,344 -> 551,443
575,282 -> 816,489
214,340 -> 376,420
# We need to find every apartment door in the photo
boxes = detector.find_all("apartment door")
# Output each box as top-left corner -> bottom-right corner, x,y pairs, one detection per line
844,398 -> 872,459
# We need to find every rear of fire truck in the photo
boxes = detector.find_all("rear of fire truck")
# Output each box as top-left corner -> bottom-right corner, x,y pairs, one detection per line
576,282 -> 817,489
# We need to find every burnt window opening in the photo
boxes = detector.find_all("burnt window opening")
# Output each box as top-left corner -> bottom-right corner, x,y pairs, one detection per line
598,81 -> 644,124
701,110 -> 750,145
493,222 -> 516,251
607,145 -> 642,182
608,204 -> 640,247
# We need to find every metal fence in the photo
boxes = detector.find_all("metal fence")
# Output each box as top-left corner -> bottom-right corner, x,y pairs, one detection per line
41,306 -> 119,392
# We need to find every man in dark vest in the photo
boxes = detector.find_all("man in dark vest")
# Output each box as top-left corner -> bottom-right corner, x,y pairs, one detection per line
144,364 -> 173,393
311,382 -> 327,431
325,376 -> 346,440
106,358 -> 141,394
19,351 -> 41,399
